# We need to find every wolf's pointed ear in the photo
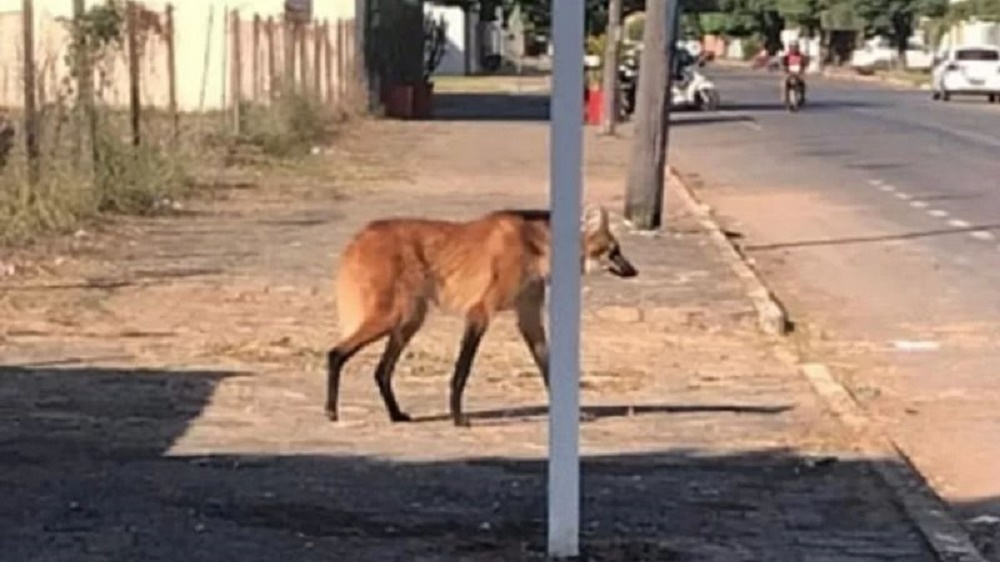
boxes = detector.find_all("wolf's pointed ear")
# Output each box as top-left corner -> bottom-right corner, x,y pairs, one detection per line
581,204 -> 610,235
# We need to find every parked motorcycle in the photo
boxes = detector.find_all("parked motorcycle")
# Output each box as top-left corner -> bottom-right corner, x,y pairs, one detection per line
672,66 -> 721,111
617,53 -> 640,118
617,48 -> 721,117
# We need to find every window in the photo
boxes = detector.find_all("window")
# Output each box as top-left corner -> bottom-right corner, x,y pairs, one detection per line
955,49 -> 1000,62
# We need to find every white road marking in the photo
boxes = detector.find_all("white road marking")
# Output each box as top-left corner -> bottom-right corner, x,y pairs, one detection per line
879,184 -> 896,192
868,179 -> 884,187
928,209 -> 949,218
910,200 -> 929,209
969,230 -> 995,241
894,192 -> 912,200
948,218 -> 971,229
850,106 -> 1000,149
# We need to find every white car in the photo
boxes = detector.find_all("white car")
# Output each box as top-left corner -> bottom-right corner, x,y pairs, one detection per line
932,46 -> 1000,103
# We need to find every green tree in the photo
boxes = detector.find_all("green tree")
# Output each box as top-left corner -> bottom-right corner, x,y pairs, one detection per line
699,12 -> 758,37
778,0 -> 827,37
945,0 -> 1000,23
852,0 -> 945,63
498,0 -> 646,35
717,0 -> 786,52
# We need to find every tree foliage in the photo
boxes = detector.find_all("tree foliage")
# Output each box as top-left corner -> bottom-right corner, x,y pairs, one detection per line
851,0 -> 947,59
494,0 -> 646,35
946,0 -> 1000,21
778,0 -> 827,35
715,0 -> 785,51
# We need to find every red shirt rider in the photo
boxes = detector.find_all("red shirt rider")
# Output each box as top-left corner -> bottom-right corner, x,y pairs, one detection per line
782,42 -> 808,74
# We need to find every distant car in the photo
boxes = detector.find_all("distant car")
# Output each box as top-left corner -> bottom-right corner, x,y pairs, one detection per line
931,46 -> 1000,103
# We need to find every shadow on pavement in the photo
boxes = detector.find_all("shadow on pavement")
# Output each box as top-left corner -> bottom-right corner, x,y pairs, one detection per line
2,360 -> 984,560
671,113 -> 759,127
743,223 -> 1000,252
723,99 -> 883,112
429,92 -> 550,122
411,402 -> 793,425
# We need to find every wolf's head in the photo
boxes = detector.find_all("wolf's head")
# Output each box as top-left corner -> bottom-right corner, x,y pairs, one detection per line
581,205 -> 638,278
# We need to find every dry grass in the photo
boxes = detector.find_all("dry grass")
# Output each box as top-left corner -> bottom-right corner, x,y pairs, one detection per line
0,88 -> 353,246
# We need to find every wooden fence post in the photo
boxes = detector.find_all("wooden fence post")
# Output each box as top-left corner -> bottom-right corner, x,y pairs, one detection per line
231,9 -> 242,134
73,0 -> 98,169
346,21 -> 357,102
21,0 -> 40,183
126,0 -> 141,147
283,16 -> 294,93
336,19 -> 346,102
323,19 -> 334,106
298,22 -> 309,94
166,3 -> 179,146
266,17 -> 276,102
220,7 -> 229,121
252,15 -> 261,103
198,5 -> 214,112
313,19 -> 323,101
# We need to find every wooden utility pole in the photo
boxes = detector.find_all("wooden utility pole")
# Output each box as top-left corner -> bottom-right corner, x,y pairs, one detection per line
600,0 -> 623,135
624,0 -> 673,230
22,0 -> 40,184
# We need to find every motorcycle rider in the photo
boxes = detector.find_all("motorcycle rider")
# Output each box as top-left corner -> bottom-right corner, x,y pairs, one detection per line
780,40 -> 809,103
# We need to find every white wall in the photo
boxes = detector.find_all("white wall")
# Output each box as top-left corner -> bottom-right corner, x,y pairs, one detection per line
941,20 -> 1000,51
0,0 -> 356,111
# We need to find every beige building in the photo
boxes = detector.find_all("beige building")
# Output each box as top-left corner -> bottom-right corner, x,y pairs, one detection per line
0,0 -> 357,111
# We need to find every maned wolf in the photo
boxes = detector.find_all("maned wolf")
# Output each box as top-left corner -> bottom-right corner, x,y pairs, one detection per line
326,205 -> 638,427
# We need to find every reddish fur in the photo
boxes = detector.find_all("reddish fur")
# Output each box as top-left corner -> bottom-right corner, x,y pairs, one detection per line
336,210 -> 552,337
325,206 -> 633,427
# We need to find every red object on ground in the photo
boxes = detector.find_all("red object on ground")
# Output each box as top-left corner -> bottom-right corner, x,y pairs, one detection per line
411,82 -> 434,119
382,84 -> 414,119
585,87 -> 604,125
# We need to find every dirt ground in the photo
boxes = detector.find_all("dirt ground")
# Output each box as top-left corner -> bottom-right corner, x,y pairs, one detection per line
0,89 -> 937,560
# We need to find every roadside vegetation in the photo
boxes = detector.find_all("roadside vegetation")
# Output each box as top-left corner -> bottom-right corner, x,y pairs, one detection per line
0,1 -> 354,247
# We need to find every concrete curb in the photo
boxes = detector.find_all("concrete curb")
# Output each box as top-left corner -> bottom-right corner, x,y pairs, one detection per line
668,166 -> 789,337
799,363 -> 987,562
669,166 -> 987,562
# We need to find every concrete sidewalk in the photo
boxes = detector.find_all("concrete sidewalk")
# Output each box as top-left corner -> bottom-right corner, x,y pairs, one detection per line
0,88 -> 937,560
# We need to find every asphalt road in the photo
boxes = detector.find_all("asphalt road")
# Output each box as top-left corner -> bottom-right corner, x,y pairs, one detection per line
670,66 -> 1000,522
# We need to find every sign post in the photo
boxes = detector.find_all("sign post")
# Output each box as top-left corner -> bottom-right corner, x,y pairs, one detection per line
547,0 -> 585,558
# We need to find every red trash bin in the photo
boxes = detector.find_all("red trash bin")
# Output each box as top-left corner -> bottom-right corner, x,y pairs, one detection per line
585,86 -> 604,125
